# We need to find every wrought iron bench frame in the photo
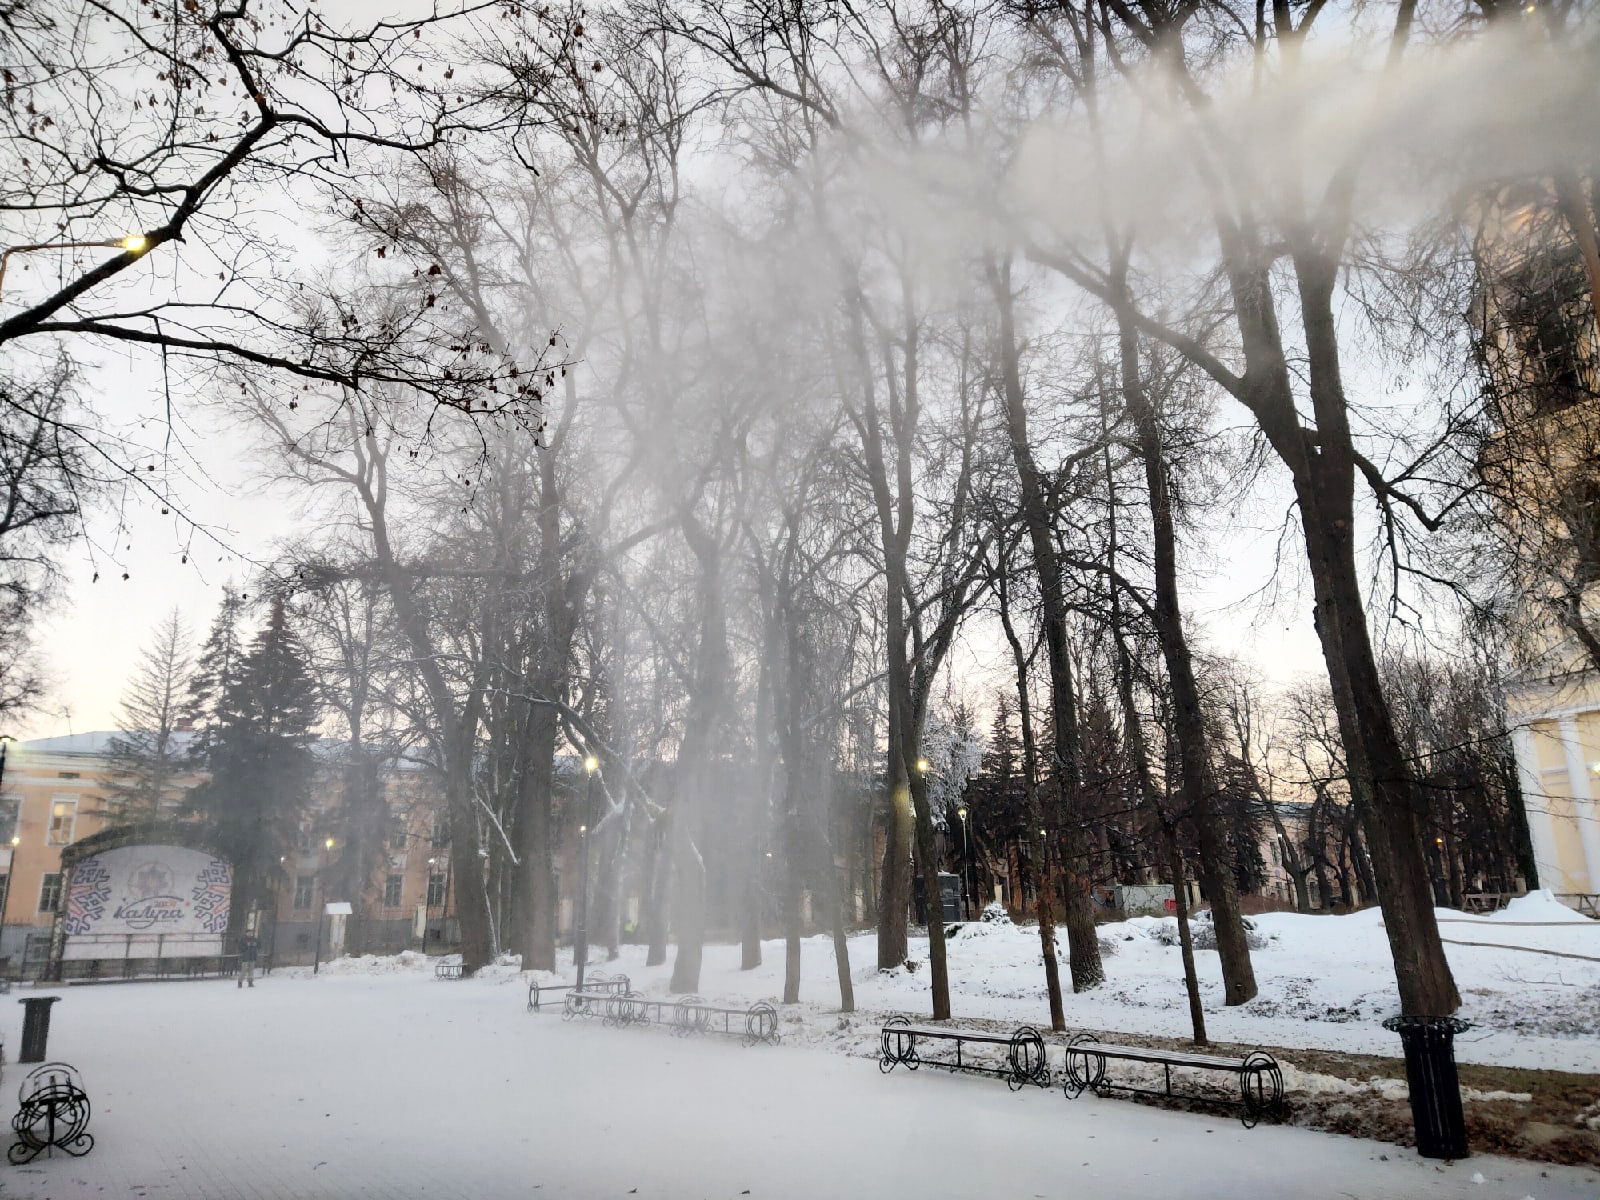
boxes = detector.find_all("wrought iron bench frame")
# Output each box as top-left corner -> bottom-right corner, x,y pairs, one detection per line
561,988 -> 781,1046
434,962 -> 466,980
1062,1033 -> 1285,1128
527,971 -> 630,1012
9,1062 -> 93,1164
877,1015 -> 1051,1091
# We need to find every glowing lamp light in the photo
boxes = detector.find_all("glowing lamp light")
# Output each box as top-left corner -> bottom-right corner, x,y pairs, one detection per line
120,235 -> 147,252
579,824 -> 588,835
325,837 -> 335,850
9,836 -> 18,847
957,807 -> 968,820
584,755 -> 599,774
916,757 -> 930,774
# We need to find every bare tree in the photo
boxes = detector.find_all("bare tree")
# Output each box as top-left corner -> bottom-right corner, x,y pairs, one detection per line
0,0 -> 553,425
102,609 -> 194,823
0,358 -> 97,717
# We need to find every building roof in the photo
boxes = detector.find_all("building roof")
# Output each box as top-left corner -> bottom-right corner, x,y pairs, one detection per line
14,730 -> 428,771
16,731 -> 189,757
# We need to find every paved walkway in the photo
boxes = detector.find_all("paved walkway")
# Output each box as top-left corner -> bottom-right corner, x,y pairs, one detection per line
0,973 -> 1594,1199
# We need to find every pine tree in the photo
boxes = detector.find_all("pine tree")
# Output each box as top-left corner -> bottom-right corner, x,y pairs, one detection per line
102,609 -> 193,823
186,585 -> 247,728
184,598 -> 321,926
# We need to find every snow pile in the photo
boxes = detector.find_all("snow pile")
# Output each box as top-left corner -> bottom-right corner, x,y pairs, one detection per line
980,902 -> 1012,925
1482,890 -> 1596,925
1279,1064 -> 1531,1105
1145,912 -> 1274,951
293,949 -> 437,977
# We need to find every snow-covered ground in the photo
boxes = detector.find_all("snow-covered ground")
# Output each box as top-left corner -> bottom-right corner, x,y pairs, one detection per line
509,891 -> 1599,1075
5,966 -> 1597,1200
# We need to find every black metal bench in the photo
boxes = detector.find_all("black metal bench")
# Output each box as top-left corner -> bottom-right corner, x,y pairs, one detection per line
527,971 -> 629,1012
434,961 -> 466,980
1063,1033 -> 1285,1127
878,1015 -> 1050,1091
9,1062 -> 93,1163
562,989 -> 781,1046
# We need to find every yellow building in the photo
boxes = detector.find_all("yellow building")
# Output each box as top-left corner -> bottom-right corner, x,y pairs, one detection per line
0,731 -> 456,972
1508,676 -> 1600,906
1474,183 -> 1600,911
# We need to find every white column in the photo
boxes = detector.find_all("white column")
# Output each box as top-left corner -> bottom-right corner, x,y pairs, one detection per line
1512,725 -> 1566,893
1557,717 -> 1600,892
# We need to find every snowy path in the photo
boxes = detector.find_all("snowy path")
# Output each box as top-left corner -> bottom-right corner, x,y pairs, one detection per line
3,973 -> 1596,1200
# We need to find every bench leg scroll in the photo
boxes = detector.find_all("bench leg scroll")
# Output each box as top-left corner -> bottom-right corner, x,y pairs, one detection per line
1238,1050 -> 1285,1129
1062,1033 -> 1106,1100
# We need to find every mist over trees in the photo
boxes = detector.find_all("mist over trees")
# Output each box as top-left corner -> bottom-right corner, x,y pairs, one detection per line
9,0 -> 1598,1024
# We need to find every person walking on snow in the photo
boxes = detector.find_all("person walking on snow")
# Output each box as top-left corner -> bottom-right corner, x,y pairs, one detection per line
237,932 -> 259,988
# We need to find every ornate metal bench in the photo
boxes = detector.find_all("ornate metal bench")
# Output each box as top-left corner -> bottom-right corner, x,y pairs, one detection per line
527,971 -> 629,1012
434,962 -> 466,980
9,1062 -> 93,1163
562,989 -> 781,1046
1063,1033 -> 1285,1127
878,1016 -> 1050,1091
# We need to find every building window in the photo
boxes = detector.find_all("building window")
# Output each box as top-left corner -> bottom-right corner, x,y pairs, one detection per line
47,799 -> 76,846
384,874 -> 403,908
296,825 -> 312,854
430,811 -> 449,848
38,873 -> 63,914
389,823 -> 409,852
426,871 -> 447,909
293,875 -> 315,910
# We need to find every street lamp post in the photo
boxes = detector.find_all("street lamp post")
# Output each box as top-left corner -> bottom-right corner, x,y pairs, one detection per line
575,756 -> 599,994
956,806 -> 971,920
0,237 -> 148,298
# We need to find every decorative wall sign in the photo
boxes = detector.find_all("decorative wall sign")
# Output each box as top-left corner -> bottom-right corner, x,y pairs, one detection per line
62,845 -> 232,958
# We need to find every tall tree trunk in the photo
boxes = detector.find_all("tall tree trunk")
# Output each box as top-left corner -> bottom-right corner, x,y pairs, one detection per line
908,766 -> 952,1019
875,632 -> 914,969
828,865 -> 856,1013
1163,821 -> 1208,1047
515,702 -> 560,971
1286,254 -> 1459,1012
445,753 -> 493,972
645,814 -> 671,967
1111,310 -> 1257,1005
877,764 -> 913,968
669,521 -> 728,994
989,260 -> 1103,992
996,554 -> 1065,1031
783,861 -> 803,1004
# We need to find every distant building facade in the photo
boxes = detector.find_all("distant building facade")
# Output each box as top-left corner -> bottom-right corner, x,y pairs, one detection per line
1472,182 -> 1600,908
0,732 -> 457,969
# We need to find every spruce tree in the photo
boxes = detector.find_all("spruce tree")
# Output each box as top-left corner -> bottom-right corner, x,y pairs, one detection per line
185,585 -> 247,728
184,598 -> 320,926
102,609 -> 193,823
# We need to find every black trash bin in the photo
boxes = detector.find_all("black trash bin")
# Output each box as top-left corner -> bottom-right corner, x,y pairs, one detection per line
18,995 -> 61,1064
1383,1014 -> 1471,1159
